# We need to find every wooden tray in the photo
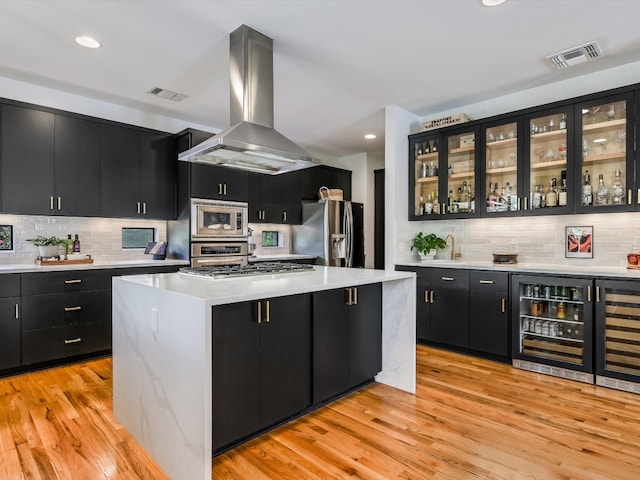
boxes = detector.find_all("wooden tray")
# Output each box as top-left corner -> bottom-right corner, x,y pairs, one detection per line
35,258 -> 93,266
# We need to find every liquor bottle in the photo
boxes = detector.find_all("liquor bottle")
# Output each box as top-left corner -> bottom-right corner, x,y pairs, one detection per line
558,178 -> 568,207
595,173 -> 610,206
66,234 -> 73,255
548,117 -> 555,131
457,187 -> 465,213
423,141 -> 430,154
559,114 -> 566,130
418,196 -> 425,216
545,180 -> 557,207
432,191 -> 440,214
428,161 -> 436,177
460,182 -> 469,212
487,183 -> 499,212
612,169 -> 624,205
468,183 -> 475,213
448,189 -> 457,213
424,194 -> 434,214
73,234 -> 81,253
422,162 -> 427,178
582,170 -> 593,206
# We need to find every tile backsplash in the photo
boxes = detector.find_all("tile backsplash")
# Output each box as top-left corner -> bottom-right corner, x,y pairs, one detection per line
396,212 -> 640,267
0,214 -> 167,265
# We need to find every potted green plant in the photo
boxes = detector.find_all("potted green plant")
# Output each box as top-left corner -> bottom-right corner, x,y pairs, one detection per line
27,235 -> 65,258
410,232 -> 447,260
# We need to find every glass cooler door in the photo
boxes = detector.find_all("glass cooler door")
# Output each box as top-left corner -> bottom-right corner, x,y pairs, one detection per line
512,274 -> 594,383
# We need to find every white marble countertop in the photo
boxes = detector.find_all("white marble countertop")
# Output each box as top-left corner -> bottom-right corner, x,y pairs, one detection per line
396,259 -> 640,279
116,266 -> 415,306
248,254 -> 317,262
0,259 -> 189,274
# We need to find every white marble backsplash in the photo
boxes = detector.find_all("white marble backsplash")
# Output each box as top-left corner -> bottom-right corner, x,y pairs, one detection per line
0,214 -> 167,264
395,212 -> 640,267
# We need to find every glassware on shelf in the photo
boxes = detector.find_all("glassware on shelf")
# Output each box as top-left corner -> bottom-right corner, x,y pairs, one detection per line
582,139 -> 591,158
607,105 -> 616,121
545,149 -> 556,162
534,146 -> 545,162
611,169 -> 624,205
595,173 -> 610,206
558,143 -> 567,160
615,130 -> 626,152
422,162 -> 428,178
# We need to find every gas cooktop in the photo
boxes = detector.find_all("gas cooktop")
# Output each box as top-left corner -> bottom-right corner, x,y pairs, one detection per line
178,262 -> 315,279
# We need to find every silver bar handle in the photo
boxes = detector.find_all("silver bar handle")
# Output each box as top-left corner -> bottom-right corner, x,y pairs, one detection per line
223,184 -> 227,196
283,211 -> 287,222
353,287 -> 358,305
64,306 -> 82,312
587,286 -> 592,302
137,202 -> 141,214
64,338 -> 82,344
629,189 -> 633,205
265,300 -> 270,323
58,196 -> 61,210
517,197 -> 521,210
15,304 -> 19,319
218,183 -> 223,195
50,196 -> 54,210
596,286 -> 601,303
524,197 -> 528,210
479,280 -> 494,284
64,279 -> 82,284
346,287 -> 353,306
424,290 -> 429,303
142,202 -> 147,215
501,298 -> 506,313
430,290 -> 434,303
257,301 -> 262,324
442,277 -> 455,281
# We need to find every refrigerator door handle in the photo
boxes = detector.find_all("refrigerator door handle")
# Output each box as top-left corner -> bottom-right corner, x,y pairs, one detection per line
344,201 -> 353,267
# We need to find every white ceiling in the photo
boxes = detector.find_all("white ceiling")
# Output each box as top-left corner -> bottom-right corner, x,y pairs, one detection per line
2,0 -> 640,160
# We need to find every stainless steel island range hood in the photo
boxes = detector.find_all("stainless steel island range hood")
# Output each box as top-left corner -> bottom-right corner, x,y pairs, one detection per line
179,25 -> 318,175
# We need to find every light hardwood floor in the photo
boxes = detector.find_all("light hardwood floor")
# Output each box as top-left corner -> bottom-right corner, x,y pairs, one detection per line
2,346 -> 640,479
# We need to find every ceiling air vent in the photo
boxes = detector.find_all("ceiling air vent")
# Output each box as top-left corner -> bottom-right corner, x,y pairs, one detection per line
147,87 -> 188,102
546,41 -> 603,70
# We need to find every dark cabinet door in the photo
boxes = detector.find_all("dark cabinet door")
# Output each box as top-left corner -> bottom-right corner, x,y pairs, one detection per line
416,270 -> 431,341
220,168 -> 249,202
0,297 -> 20,370
260,175 -> 283,223
140,132 -> 177,219
1,104 -> 54,214
302,165 -> 351,201
348,283 -> 382,386
212,301 -> 261,451
101,124 -> 141,217
190,163 -> 221,199
312,288 -> 350,403
247,172 -> 262,222
430,270 -> 469,348
54,114 -> 102,216
468,271 -> 509,358
281,171 -> 302,224
260,294 -> 311,428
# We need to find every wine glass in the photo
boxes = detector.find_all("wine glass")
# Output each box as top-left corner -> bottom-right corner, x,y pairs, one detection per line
616,130 -> 626,152
533,146 -> 544,163
590,105 -> 601,124
607,105 -> 616,121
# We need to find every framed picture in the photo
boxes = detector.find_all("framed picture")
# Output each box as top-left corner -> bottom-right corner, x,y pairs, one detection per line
566,226 -> 593,259
0,225 -> 13,251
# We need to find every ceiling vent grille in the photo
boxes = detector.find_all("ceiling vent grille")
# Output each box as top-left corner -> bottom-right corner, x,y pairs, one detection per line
147,87 -> 188,102
546,41 -> 603,70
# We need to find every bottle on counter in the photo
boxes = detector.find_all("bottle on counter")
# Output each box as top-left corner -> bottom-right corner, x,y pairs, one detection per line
66,234 -> 73,255
582,170 -> 593,206
612,169 -> 624,205
73,234 -> 81,253
595,173 -> 610,206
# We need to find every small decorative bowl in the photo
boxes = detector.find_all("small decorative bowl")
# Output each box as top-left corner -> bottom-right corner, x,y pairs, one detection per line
492,253 -> 518,264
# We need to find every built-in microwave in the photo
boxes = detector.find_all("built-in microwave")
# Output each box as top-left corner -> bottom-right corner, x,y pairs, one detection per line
191,198 -> 248,240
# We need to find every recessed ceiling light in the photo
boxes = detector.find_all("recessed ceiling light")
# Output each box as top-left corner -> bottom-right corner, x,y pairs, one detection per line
364,134 -> 376,140
75,36 -> 101,49
482,0 -> 508,6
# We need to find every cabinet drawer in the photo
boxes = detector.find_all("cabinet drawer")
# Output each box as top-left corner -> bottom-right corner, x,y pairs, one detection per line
469,271 -> 509,292
22,321 -> 111,365
0,274 -> 20,297
21,270 -> 111,295
431,269 -> 469,289
21,290 -> 111,330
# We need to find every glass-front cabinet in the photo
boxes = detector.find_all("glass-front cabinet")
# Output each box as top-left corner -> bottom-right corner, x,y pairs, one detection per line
512,274 -> 594,383
481,118 -> 523,216
595,280 -> 640,393
443,127 -> 480,218
574,93 -> 634,213
524,107 -> 574,215
410,133 -> 441,219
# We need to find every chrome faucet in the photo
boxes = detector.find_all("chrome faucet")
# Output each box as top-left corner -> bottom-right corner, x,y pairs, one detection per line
445,234 -> 462,260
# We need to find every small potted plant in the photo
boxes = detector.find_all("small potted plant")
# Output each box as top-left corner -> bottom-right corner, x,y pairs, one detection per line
410,232 -> 447,261
27,235 -> 65,258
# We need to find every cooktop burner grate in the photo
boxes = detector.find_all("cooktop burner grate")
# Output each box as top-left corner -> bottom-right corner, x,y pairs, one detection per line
178,262 -> 314,279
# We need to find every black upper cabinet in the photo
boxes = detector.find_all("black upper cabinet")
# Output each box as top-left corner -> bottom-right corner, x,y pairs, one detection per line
249,171 -> 303,224
54,115 -> 102,216
190,163 -> 248,202
176,128 -> 212,154
101,124 -> 141,218
102,125 -> 176,219
1,104 -> 55,215
140,132 -> 177,219
282,170 -> 303,224
302,165 -> 352,201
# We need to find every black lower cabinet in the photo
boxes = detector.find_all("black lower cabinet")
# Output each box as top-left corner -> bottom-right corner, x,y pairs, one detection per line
468,271 -> 510,358
0,296 -> 20,370
212,294 -> 311,452
429,270 -> 469,349
312,283 -> 382,404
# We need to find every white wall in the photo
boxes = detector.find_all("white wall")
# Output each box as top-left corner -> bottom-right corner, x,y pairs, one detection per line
386,60 -> 640,268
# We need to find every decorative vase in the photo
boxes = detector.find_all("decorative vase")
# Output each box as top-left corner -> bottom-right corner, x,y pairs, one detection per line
38,245 -> 60,258
419,252 -> 436,261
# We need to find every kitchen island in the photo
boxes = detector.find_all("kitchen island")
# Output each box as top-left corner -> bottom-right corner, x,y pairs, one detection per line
112,266 -> 415,480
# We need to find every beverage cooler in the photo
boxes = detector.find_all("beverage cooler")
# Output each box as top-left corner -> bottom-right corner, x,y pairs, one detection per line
511,274 -> 594,384
595,280 -> 640,394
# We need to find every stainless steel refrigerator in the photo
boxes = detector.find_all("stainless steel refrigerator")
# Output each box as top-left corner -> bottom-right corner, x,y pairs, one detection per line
292,200 -> 365,267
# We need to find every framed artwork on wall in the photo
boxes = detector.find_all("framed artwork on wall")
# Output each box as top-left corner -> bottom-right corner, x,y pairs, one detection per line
0,225 -> 13,251
566,226 -> 593,259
